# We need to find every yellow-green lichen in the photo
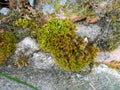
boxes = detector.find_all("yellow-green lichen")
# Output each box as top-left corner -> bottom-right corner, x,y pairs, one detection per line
37,19 -> 98,72
0,32 -> 17,65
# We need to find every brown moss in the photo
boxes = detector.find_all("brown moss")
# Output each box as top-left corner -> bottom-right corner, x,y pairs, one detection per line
0,32 -> 17,65
13,53 -> 29,68
52,35 -> 98,72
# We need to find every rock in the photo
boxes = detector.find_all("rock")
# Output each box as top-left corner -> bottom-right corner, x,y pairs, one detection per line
75,23 -> 101,41
1,64 -> 120,90
31,52 -> 55,70
15,37 -> 39,57
96,46 -> 120,61
0,8 -> 10,15
14,37 -> 55,69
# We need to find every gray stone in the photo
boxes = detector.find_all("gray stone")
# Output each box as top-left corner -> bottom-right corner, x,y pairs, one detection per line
15,37 -> 39,57
31,52 -> 55,69
75,24 -> 101,41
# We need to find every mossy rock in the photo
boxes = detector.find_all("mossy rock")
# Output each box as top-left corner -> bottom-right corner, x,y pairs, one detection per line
0,32 -> 17,65
37,19 -> 98,72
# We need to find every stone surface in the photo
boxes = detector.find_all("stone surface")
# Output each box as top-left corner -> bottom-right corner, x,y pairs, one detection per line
1,63 -> 120,90
15,37 -> 39,57
95,46 -> 120,63
75,23 -> 101,41
31,52 -> 55,70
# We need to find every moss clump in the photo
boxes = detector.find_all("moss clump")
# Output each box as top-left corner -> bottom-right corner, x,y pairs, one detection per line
0,32 -> 17,65
14,18 -> 38,30
37,19 -> 98,72
37,19 -> 76,52
52,35 -> 98,72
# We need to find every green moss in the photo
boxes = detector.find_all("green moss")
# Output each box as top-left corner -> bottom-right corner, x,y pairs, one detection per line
13,16 -> 47,39
14,18 -> 38,30
37,19 -> 98,72
37,19 -> 76,52
0,32 -> 17,65
52,35 -> 98,72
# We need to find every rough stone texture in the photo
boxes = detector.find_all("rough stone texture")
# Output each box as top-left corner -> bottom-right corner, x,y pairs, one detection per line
75,23 -> 101,41
15,37 -> 39,57
95,46 -> 120,63
31,52 -> 55,70
0,77 -> 31,90
94,0 -> 113,17
1,63 -> 120,90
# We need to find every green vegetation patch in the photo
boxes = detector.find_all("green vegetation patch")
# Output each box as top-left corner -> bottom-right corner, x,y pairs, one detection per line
37,19 -> 76,52
0,32 -> 17,65
14,18 -> 38,30
37,19 -> 98,72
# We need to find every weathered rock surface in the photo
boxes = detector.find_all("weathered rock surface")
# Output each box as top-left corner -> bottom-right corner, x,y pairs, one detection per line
0,36 -> 120,90
75,23 -> 101,41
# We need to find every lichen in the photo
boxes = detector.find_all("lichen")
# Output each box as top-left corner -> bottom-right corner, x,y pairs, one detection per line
37,19 -> 98,72
0,32 -> 17,65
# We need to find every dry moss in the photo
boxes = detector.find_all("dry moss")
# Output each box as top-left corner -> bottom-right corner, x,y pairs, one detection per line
37,19 -> 98,72
13,53 -> 29,68
0,32 -> 17,65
